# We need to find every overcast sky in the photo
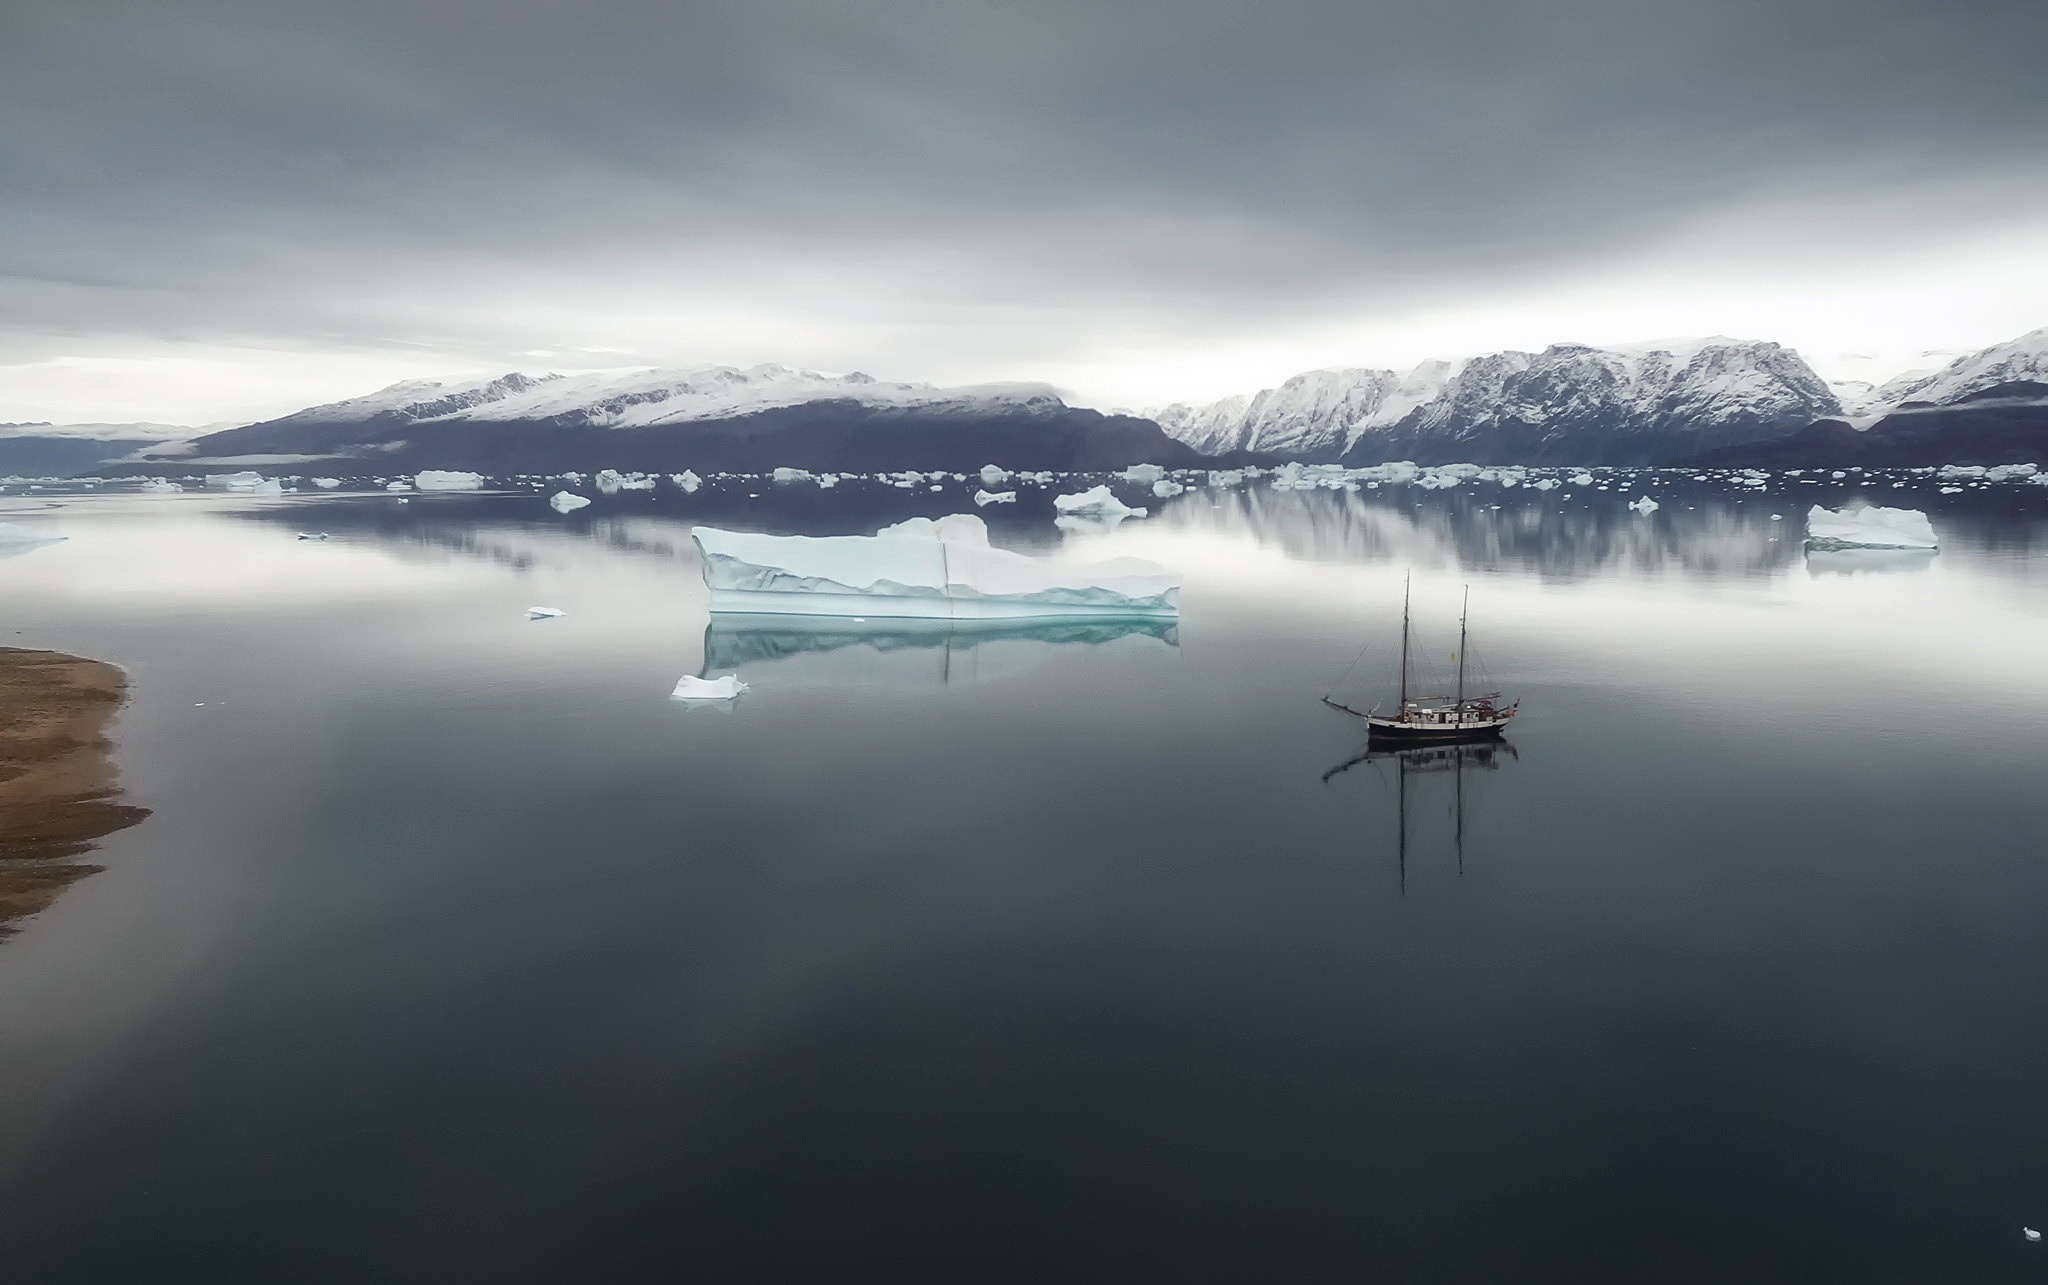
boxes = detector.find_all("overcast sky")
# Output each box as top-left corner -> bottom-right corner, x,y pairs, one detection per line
4,0 -> 2046,423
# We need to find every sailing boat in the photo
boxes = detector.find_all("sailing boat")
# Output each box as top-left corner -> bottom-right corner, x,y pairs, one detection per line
1324,574 -> 1518,744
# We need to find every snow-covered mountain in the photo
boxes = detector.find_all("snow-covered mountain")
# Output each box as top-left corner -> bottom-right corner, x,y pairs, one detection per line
157,364 -> 1197,474
1875,328 -> 2048,408
283,364 -> 1069,429
1155,339 -> 1842,465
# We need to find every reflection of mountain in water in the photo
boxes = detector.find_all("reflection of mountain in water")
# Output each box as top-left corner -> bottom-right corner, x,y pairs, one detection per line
1167,484 -> 1808,580
704,614 -> 1177,686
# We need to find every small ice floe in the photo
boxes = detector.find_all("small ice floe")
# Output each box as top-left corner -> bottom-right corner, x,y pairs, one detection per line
385,479 -> 411,491
207,470 -> 266,491
980,464 -> 1012,485
549,491 -> 591,513
672,470 -> 702,493
526,606 -> 566,620
2026,1227 -> 2041,1242
1152,479 -> 1186,498
1628,496 -> 1659,513
312,477 -> 342,489
772,467 -> 814,483
1052,485 -> 1147,519
595,468 -> 626,494
295,532 -> 330,541
1806,504 -> 1938,550
138,477 -> 184,493
1570,472 -> 1595,486
1529,477 -> 1560,491
671,673 -> 749,700
414,470 -> 484,491
974,489 -> 1017,506
1119,463 -> 1166,484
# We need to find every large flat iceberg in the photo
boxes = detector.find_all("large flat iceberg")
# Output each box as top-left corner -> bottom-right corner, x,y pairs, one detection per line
415,470 -> 485,490
692,513 -> 1179,619
1805,504 -> 1938,550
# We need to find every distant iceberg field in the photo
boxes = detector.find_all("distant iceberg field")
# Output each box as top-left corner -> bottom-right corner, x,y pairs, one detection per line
692,514 -> 1180,619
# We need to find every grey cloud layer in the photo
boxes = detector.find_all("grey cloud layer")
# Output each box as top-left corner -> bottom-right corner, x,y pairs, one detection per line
5,0 -> 2045,355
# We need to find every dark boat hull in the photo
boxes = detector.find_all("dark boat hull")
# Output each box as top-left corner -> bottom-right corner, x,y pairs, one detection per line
1365,722 -> 1508,745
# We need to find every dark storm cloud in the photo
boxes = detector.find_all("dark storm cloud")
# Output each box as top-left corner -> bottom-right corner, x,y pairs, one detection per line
4,0 -> 2046,353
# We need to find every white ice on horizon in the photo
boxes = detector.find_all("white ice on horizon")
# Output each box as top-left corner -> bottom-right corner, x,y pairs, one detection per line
527,606 -> 566,619
312,477 -> 342,489
671,673 -> 749,700
692,512 -> 1180,619
673,470 -> 702,492
1806,504 -> 1938,550
549,491 -> 592,513
414,470 -> 484,491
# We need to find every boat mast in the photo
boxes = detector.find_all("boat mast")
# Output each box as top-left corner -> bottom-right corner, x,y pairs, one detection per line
1455,584 -> 1469,719
1398,572 -> 1411,713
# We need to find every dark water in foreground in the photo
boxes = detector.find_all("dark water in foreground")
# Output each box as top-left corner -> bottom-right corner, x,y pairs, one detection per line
2,475 -> 2047,1282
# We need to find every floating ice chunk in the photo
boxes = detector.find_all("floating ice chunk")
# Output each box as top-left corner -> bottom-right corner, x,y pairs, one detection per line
414,470 -> 484,491
1206,468 -> 1246,487
1628,496 -> 1659,513
1119,463 -> 1166,484
139,477 -> 184,493
979,464 -> 1012,485
253,479 -> 285,496
0,522 -> 65,547
974,489 -> 1017,506
817,474 -> 839,488
385,480 -> 410,491
1529,478 -> 1560,491
772,467 -> 814,483
312,477 -> 342,489
671,673 -> 749,700
617,474 -> 655,490
207,470 -> 265,491
549,491 -> 592,513
1152,479 -> 1185,497
1806,504 -> 1938,550
1984,463 -> 2038,482
2027,1228 -> 2042,1242
1053,485 -> 1147,518
692,512 -> 1179,619
595,468 -> 625,494
527,606 -> 566,620
672,470 -> 702,493
1570,472 -> 1595,486
296,532 -> 330,541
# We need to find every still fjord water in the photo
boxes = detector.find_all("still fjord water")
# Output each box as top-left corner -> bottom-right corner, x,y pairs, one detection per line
1,477 -> 2046,1281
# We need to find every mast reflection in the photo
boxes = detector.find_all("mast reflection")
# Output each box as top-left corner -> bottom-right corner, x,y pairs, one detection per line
1323,741 -> 1518,893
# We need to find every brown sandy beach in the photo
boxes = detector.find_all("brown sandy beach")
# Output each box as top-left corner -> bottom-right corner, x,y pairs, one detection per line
0,649 -> 149,934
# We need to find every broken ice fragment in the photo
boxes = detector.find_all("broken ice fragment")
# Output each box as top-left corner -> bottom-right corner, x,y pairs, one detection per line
671,673 -> 749,700
2028,1228 -> 2042,1242
296,532 -> 330,541
1052,485 -> 1147,519
414,470 -> 484,491
1628,496 -> 1658,513
527,606 -> 566,620
1805,504 -> 1938,550
974,489 -> 1017,506
549,491 -> 592,513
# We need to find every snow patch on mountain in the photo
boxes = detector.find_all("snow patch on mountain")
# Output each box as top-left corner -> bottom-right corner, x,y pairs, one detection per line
285,364 -> 1067,429
1877,328 -> 2048,407
1155,339 -> 1841,461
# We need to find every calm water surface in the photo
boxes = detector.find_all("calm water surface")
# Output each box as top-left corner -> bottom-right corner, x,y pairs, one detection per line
1,475 -> 2046,1282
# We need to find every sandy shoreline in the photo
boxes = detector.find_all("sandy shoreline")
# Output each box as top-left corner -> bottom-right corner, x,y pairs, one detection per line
0,649 -> 149,934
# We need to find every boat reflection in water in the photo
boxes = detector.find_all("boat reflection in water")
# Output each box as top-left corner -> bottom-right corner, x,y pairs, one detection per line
1323,741 -> 1518,892
702,614 -> 1179,688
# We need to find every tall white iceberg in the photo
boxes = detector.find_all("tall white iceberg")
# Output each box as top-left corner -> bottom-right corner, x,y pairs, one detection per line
692,513 -> 1179,619
1805,505 -> 1938,550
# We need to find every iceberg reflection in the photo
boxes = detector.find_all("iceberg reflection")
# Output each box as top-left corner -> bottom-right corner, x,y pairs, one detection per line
1804,548 -> 1939,577
704,614 -> 1178,687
